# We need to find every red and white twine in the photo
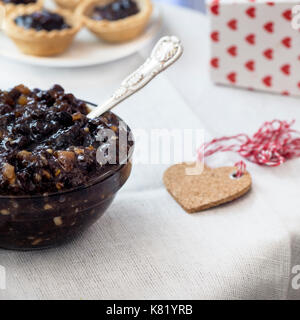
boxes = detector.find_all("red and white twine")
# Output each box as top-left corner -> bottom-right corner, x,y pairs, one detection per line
197,120 -> 300,178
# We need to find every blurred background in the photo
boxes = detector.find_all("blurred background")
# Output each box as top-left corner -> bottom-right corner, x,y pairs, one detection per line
158,0 -> 205,12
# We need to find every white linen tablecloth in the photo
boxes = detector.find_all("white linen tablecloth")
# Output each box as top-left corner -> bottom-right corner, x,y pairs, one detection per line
1,3 -> 300,300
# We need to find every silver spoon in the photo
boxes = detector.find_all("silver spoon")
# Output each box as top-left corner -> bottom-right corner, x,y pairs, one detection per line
87,36 -> 183,119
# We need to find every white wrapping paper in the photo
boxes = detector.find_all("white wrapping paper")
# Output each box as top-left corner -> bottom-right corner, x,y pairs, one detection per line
208,0 -> 300,97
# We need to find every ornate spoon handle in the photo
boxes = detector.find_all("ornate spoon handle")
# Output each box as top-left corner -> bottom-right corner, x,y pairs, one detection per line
87,36 -> 183,119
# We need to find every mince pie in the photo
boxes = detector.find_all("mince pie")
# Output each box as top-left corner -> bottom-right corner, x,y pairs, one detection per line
5,7 -> 82,56
76,0 -> 152,43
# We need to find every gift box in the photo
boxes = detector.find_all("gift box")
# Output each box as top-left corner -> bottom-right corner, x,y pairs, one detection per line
208,0 -> 300,97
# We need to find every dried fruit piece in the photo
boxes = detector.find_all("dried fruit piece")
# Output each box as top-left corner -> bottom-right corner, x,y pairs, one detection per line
34,173 -> 42,182
53,217 -> 63,226
31,238 -> 43,246
17,150 -> 32,161
0,209 -> 10,216
72,112 -> 82,121
74,148 -> 84,155
56,182 -> 64,190
57,151 -> 75,172
2,163 -> 16,185
17,95 -> 28,106
42,170 -> 51,179
14,84 -> 31,95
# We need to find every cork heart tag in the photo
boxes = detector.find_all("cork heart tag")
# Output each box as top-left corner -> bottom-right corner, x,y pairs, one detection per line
163,163 -> 252,213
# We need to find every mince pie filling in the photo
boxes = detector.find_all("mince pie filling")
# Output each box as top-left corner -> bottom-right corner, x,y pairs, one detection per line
0,85 -> 132,196
14,10 -> 71,31
1,0 -> 37,4
91,0 -> 139,21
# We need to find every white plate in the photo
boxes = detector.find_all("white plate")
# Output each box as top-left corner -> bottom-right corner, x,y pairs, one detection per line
0,5 -> 162,68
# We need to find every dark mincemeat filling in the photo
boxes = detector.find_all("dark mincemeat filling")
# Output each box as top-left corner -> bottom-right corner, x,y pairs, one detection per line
1,0 -> 37,4
14,10 -> 71,31
0,85 -> 132,196
91,0 -> 139,21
